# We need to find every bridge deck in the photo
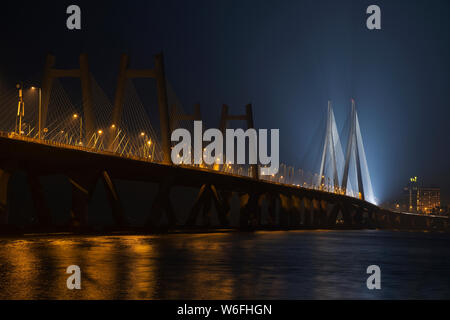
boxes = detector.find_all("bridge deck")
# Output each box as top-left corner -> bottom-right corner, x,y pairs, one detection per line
1,134 -> 448,232
0,133 -> 370,206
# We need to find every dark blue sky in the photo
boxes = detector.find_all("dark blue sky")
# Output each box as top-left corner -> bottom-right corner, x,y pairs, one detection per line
1,0 -> 450,203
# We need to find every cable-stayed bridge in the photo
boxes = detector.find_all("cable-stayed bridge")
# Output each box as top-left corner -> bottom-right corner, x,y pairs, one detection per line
0,53 -> 447,232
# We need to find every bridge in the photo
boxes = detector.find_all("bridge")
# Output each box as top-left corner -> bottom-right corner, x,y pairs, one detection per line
0,53 -> 448,233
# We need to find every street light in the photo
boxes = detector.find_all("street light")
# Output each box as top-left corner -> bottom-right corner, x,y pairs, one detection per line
31,87 -> 42,139
72,113 -> 83,145
15,83 -> 25,135
140,132 -> 155,159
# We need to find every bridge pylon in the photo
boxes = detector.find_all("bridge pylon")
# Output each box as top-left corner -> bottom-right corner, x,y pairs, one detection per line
318,101 -> 340,192
41,54 -> 96,140
220,103 -> 258,180
110,53 -> 171,164
341,99 -> 375,203
170,103 -> 202,130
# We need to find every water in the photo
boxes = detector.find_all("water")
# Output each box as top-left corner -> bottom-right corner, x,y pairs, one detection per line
0,230 -> 449,299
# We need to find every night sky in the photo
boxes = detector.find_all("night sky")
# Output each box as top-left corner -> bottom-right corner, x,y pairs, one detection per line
1,0 -> 450,204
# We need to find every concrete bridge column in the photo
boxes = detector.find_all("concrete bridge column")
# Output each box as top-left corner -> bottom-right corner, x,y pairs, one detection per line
371,210 -> 379,228
0,169 -> 11,225
408,215 -> 416,229
290,195 -> 302,226
27,173 -> 51,227
367,208 -> 375,228
68,173 -> 99,228
328,202 -> 341,226
379,211 -> 387,228
419,215 -> 426,229
147,177 -> 176,228
390,212 -> 399,228
255,194 -> 265,226
311,198 -> 321,227
186,184 -> 230,227
68,171 -> 125,229
387,211 -> 394,228
186,184 -> 209,226
238,193 -> 261,228
101,171 -> 126,227
341,203 -> 354,226
266,193 -> 277,225
402,214 -> 410,229
410,215 -> 417,229
302,197 -> 312,226
279,194 -> 291,227
319,199 -> 328,227
212,186 -> 230,226
378,211 -> 387,228
425,217 -> 431,229
353,207 -> 364,226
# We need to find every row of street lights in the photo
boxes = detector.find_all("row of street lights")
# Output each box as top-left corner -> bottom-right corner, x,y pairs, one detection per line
15,83 -> 83,145
15,83 -> 155,159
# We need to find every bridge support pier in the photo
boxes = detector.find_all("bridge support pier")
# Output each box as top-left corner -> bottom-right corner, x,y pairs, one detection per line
68,173 -> 99,228
69,171 -> 125,229
186,184 -> 229,227
291,196 -> 302,226
239,193 -> 260,228
341,203 -> 354,226
0,169 -> 11,225
303,197 -> 312,226
101,171 -> 126,227
328,202 -> 341,226
27,173 -> 51,227
367,208 -> 375,228
147,177 -> 176,228
279,194 -> 291,227
318,199 -> 328,227
219,190 -> 232,226
354,207 -> 364,226
211,186 -> 230,226
266,193 -> 277,225
185,184 -> 206,226
382,211 -> 390,228
312,198 -> 321,227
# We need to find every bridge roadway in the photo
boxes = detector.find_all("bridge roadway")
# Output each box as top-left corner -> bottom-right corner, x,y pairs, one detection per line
0,133 -> 448,232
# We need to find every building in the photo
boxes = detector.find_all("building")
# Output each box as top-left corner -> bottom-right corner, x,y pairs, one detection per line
395,176 -> 418,212
417,187 -> 440,214
397,177 -> 441,214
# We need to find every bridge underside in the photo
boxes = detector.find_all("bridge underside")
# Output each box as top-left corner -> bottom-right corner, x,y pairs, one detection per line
0,136 -> 448,233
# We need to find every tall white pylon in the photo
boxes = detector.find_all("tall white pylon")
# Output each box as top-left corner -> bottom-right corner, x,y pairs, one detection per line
341,99 -> 375,204
318,101 -> 345,193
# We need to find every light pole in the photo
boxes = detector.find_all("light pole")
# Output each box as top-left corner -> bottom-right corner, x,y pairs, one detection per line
73,114 -> 83,145
15,83 -> 25,135
31,87 -> 42,140
140,132 -> 154,159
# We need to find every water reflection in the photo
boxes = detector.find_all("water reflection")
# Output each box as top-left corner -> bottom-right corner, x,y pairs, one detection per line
0,230 -> 449,299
